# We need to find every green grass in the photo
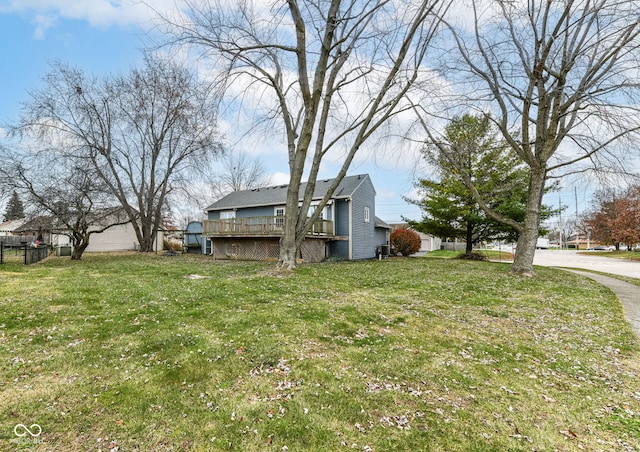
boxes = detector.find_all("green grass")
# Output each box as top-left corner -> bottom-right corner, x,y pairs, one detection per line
1,253 -> 639,451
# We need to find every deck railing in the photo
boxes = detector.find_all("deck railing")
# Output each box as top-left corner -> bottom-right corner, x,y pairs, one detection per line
203,216 -> 334,237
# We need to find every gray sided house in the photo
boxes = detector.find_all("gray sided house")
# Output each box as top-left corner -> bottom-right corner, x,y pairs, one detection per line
203,174 -> 391,262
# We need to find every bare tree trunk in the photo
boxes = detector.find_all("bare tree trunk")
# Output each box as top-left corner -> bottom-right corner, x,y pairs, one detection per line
277,173 -> 305,269
278,237 -> 298,270
139,219 -> 155,252
71,243 -> 89,260
511,168 -> 546,276
70,231 -> 90,260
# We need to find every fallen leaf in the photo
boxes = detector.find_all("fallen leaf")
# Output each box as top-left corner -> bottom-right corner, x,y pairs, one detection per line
560,429 -> 578,438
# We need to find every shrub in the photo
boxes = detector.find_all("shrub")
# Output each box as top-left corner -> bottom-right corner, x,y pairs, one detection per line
456,252 -> 488,261
390,228 -> 421,256
164,238 -> 182,252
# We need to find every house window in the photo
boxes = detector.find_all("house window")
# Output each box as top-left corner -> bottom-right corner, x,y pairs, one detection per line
308,204 -> 325,220
364,206 -> 370,223
275,207 -> 285,227
220,210 -> 236,232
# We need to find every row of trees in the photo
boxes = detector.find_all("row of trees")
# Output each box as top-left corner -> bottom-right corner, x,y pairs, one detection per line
0,57 -> 221,259
582,187 -> 640,251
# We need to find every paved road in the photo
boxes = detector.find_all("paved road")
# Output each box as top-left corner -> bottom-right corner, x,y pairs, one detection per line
533,249 -> 640,279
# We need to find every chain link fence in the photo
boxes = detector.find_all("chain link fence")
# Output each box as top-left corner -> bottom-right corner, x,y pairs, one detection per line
0,241 -> 49,265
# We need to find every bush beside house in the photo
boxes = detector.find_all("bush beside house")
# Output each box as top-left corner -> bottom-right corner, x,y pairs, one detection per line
390,228 -> 421,256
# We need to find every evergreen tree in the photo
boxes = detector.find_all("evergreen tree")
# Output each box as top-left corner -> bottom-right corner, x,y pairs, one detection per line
407,114 -> 552,256
3,191 -> 24,221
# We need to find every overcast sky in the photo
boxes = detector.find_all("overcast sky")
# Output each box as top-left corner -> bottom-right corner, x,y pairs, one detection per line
0,0 -> 590,225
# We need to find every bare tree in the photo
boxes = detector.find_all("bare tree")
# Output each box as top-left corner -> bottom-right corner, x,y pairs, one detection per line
168,150 -> 272,228
0,147 -> 129,260
213,151 -> 273,198
16,56 -> 221,252
418,0 -> 640,276
156,0 -> 450,268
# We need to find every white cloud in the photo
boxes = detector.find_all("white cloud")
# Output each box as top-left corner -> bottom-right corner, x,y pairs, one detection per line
31,14 -> 56,39
0,0 -> 179,35
269,172 -> 290,186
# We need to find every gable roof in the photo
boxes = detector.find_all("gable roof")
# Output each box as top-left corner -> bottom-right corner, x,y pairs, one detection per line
0,218 -> 26,233
14,216 -> 54,233
205,174 -> 373,211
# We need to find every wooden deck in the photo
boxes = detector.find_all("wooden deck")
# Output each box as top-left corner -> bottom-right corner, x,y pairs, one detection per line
202,216 -> 334,237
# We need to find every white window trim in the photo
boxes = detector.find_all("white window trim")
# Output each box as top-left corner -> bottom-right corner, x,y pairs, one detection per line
275,207 -> 285,227
307,203 -> 327,220
364,206 -> 370,223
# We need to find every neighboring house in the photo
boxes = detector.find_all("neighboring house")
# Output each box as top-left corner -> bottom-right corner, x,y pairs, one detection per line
82,223 -> 143,253
13,214 -> 163,253
415,231 -> 442,252
13,216 -> 53,244
203,174 -> 391,262
0,218 -> 26,236
0,218 -> 28,247
52,222 -> 163,253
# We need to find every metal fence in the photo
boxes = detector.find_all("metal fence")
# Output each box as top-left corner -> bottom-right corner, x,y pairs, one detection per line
24,246 -> 49,265
0,241 -> 49,265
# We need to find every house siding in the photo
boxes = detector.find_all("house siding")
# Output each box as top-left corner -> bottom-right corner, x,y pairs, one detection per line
238,206 -> 280,218
374,227 -> 388,248
329,199 -> 350,259
349,176 -> 376,260
85,223 -> 143,252
51,223 -> 144,252
207,205 -> 279,220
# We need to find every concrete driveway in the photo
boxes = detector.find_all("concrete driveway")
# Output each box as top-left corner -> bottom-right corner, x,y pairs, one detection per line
533,249 -> 640,279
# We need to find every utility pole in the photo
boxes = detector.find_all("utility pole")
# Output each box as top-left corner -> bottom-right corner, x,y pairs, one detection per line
558,196 -> 563,249
575,187 -> 579,248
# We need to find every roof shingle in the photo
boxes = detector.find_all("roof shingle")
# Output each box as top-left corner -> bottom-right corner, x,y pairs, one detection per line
205,174 -> 372,211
